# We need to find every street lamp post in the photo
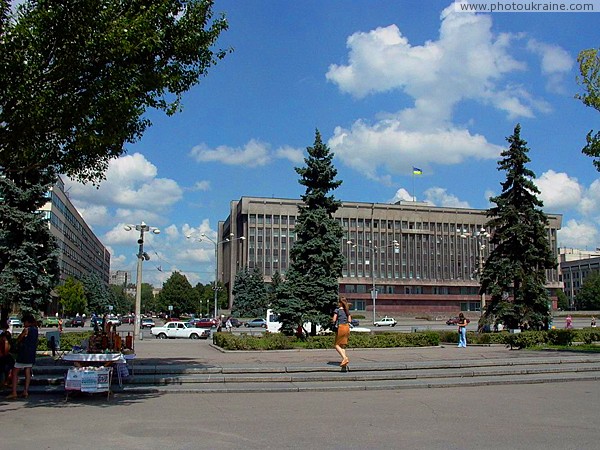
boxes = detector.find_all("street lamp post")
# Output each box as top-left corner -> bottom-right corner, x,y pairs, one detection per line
124,222 -> 160,340
347,239 -> 399,324
458,227 -> 490,312
187,233 -> 245,319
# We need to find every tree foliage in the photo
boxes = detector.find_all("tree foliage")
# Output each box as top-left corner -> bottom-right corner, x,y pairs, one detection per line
110,284 -> 134,315
575,272 -> 600,310
576,48 -> 600,171
480,124 -> 556,330
0,0 -> 230,183
139,282 -> 156,314
232,267 -> 268,318
156,271 -> 195,317
0,0 -> 229,320
0,173 -> 60,322
81,273 -> 114,315
555,289 -> 569,311
272,130 -> 344,335
55,276 -> 87,316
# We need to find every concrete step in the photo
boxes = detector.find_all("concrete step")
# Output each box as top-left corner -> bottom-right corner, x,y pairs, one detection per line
19,355 -> 600,394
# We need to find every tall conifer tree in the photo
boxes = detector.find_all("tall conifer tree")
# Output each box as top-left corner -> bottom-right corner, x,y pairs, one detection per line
273,130 -> 344,335
480,124 -> 556,330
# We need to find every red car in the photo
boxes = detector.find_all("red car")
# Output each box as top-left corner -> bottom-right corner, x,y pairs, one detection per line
192,318 -> 218,328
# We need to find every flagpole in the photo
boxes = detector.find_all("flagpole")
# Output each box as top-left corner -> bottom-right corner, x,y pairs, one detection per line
412,171 -> 415,202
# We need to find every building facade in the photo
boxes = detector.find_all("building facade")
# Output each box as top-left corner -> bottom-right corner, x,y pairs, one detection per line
219,197 -> 562,316
560,254 -> 600,309
40,177 -> 110,286
109,270 -> 132,287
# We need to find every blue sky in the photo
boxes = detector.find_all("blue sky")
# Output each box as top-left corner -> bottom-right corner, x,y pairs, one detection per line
60,1 -> 600,287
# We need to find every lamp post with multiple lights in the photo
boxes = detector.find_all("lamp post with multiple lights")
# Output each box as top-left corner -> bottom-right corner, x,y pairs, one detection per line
187,232 -> 245,319
347,239 -> 399,324
124,222 -> 160,340
457,227 -> 490,312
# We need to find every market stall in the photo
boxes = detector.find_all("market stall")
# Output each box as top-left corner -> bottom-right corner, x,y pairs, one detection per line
62,319 -> 136,399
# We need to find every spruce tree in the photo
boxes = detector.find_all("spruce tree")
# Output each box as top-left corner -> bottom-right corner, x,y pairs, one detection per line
231,267 -> 268,317
273,130 -> 344,335
0,172 -> 60,322
480,124 -> 556,330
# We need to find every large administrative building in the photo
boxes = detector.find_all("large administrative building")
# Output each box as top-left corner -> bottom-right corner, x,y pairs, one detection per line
217,197 -> 562,316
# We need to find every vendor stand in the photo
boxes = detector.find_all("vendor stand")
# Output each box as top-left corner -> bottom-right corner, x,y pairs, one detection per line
62,318 -> 136,400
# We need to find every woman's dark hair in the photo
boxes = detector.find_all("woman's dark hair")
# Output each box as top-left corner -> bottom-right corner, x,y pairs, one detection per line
339,297 -> 350,316
458,312 -> 465,319
22,313 -> 36,325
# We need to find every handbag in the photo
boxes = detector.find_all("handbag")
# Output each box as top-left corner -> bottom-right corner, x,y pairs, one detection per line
331,320 -> 338,332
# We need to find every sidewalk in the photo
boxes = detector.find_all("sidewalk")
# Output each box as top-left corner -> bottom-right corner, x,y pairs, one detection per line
124,338 -> 598,369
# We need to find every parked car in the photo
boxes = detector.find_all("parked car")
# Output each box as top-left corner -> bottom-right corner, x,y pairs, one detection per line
192,318 -> 218,328
350,318 -> 360,327
65,316 -> 86,328
121,315 -> 135,324
42,317 -> 60,327
151,321 -> 210,339
228,318 -> 243,328
373,316 -> 397,327
245,318 -> 267,328
349,323 -> 371,333
106,315 -> 121,326
141,318 -> 155,329
9,317 -> 22,328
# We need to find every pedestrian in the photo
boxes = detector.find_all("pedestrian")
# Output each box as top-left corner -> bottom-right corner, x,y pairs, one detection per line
565,315 -> 573,329
332,297 -> 352,367
457,313 -> 469,348
6,313 -> 38,399
0,320 -> 15,387
225,317 -> 232,333
591,316 -> 596,328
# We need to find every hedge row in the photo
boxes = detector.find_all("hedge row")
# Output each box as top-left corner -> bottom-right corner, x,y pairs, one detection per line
214,328 -> 600,351
213,331 -> 440,351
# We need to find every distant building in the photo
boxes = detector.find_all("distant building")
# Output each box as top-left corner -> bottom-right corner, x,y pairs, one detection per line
39,177 -> 110,287
110,270 -> 131,287
219,197 -> 562,316
559,249 -> 600,309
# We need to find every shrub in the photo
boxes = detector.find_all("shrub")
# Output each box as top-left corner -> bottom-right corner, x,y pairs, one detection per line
501,331 -> 547,349
214,331 -> 440,351
547,329 -> 575,346
37,331 -> 93,351
574,329 -> 600,344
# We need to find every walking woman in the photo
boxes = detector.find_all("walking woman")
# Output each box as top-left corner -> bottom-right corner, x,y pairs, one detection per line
332,297 -> 351,367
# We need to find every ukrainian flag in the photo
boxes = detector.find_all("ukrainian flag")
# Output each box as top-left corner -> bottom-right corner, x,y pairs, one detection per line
412,167 -> 422,175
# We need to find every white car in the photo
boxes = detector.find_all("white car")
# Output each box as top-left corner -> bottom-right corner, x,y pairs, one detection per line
151,321 -> 209,339
374,316 -> 397,327
350,324 -> 371,333
9,317 -> 23,328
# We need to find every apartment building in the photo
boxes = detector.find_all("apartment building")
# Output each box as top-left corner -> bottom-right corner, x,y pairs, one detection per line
40,177 -> 110,286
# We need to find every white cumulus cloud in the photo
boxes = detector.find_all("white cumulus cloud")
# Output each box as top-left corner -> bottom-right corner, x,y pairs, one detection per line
65,153 -> 183,226
558,219 -> 599,249
388,188 -> 414,204
189,139 -> 271,167
536,170 -> 583,212
325,3 -> 567,182
424,187 -> 471,208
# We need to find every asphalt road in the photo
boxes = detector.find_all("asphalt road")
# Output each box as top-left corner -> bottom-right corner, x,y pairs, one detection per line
1,381 -> 598,449
36,315 -> 597,336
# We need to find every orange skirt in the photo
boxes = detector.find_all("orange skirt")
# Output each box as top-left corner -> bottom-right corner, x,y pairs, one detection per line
335,323 -> 350,346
